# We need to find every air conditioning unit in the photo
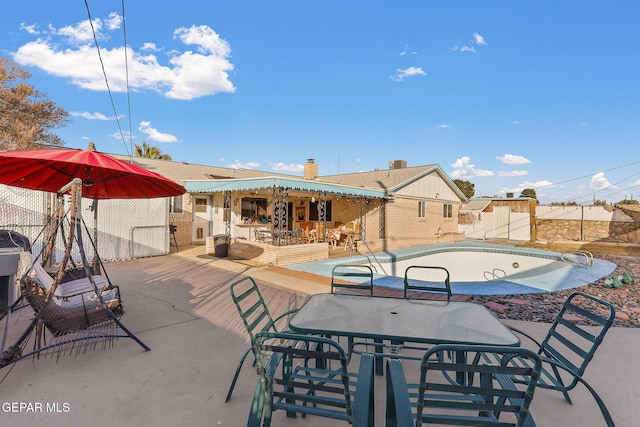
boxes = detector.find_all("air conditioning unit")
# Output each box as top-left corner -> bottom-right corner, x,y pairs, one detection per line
389,160 -> 407,169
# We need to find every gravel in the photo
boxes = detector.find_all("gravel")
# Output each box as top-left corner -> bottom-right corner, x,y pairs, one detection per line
469,255 -> 640,328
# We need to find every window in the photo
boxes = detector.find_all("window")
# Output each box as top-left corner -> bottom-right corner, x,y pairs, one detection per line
418,201 -> 426,218
241,197 -> 268,221
169,195 -> 183,213
309,200 -> 332,221
443,203 -> 453,218
194,197 -> 208,213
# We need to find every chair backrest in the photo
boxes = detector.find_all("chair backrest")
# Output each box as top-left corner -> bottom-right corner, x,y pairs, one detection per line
331,264 -> 374,296
395,344 -> 541,426
229,277 -> 280,341
539,291 -> 615,382
403,266 -> 452,301
251,331 -> 364,424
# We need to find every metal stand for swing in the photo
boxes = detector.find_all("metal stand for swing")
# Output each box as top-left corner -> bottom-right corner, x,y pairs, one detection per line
0,178 -> 150,368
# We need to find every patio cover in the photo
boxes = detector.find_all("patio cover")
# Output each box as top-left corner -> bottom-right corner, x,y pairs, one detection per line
184,177 -> 388,199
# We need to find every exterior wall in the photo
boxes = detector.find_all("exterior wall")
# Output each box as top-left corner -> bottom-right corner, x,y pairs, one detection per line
383,196 -> 463,250
534,205 -> 640,243
228,239 -> 329,266
169,193 -> 193,247
395,171 -> 459,200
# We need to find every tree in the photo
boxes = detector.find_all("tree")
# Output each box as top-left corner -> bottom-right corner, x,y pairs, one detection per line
0,57 -> 69,151
453,179 -> 475,198
618,199 -> 639,205
133,141 -> 172,160
520,188 -> 537,200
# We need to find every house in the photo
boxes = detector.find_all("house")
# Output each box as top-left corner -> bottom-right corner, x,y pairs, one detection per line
123,157 -> 467,265
1,155 -> 467,266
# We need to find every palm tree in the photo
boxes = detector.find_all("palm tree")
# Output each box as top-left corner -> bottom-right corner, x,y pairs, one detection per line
133,141 -> 172,160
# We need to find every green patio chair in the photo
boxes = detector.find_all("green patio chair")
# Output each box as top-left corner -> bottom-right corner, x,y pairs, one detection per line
386,344 -> 542,427
478,291 -> 616,426
225,276 -> 299,403
330,264 -> 375,296
403,266 -> 452,302
247,331 -> 375,427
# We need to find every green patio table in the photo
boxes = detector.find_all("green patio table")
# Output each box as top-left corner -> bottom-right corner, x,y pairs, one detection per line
289,293 -> 520,376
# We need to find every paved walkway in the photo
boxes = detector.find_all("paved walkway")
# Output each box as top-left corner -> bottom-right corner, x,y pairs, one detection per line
0,246 -> 637,426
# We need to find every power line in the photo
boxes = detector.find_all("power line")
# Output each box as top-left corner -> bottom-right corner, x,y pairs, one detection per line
83,0 -> 130,157
121,0 -> 134,162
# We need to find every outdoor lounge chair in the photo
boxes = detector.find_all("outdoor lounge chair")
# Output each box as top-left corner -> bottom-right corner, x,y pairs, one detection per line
386,344 -> 542,427
225,276 -> 299,402
247,331 -> 375,427
477,291 -> 616,426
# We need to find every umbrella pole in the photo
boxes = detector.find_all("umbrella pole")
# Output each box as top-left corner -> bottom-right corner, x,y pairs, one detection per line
92,199 -> 100,275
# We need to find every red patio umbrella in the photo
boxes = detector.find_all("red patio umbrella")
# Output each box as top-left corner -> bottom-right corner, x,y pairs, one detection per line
0,149 -> 185,199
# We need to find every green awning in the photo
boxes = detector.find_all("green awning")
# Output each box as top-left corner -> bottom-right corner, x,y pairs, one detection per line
185,177 -> 387,199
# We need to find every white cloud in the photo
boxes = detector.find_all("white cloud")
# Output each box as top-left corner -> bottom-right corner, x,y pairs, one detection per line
138,121 -> 178,143
110,130 -> 135,140
502,180 -> 556,194
590,172 -> 617,190
390,66 -> 426,82
104,12 -> 122,30
399,45 -> 417,56
141,42 -> 160,52
55,16 -> 114,44
580,121 -> 590,127
473,32 -> 487,45
497,154 -> 531,165
272,162 -> 304,173
451,45 -> 475,53
13,15 -> 235,100
71,111 -> 119,120
451,32 -> 487,53
437,123 -> 452,129
511,120 -> 522,125
498,170 -> 528,177
228,161 -> 260,170
19,23 -> 39,35
450,157 -> 494,179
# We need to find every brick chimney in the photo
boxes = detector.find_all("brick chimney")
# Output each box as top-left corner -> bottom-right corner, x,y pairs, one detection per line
304,159 -> 318,180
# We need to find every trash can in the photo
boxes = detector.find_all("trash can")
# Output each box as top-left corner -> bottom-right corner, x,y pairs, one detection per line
213,234 -> 230,258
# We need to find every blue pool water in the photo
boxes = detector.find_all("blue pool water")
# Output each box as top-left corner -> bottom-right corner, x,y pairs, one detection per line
286,241 -> 617,296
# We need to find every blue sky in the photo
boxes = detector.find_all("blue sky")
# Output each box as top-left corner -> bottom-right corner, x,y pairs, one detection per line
2,1 -> 639,204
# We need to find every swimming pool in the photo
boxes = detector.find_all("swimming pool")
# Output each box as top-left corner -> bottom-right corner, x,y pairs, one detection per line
287,241 -> 617,295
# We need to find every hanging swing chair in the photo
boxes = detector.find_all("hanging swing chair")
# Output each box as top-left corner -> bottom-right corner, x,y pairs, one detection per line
1,179 -> 149,367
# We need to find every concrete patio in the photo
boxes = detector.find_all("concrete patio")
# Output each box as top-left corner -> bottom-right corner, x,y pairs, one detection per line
0,246 -> 637,426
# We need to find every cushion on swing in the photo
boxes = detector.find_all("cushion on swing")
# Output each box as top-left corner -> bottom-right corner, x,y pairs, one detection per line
19,252 -> 117,307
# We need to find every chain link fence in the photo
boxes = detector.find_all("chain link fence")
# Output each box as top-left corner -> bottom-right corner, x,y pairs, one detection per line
0,184 -> 169,264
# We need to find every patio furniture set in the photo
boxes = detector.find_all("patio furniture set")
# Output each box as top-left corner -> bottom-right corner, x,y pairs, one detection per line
226,264 -> 617,426
252,223 -> 359,249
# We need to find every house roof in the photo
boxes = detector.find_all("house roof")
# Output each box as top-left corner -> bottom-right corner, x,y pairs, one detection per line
318,164 -> 467,201
460,199 -> 493,213
186,177 -> 387,199
108,154 -> 293,183
108,154 -> 462,200
461,197 -> 536,213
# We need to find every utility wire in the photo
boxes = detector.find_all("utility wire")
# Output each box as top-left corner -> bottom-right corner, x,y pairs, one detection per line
121,0 -> 135,163
83,0 -> 130,156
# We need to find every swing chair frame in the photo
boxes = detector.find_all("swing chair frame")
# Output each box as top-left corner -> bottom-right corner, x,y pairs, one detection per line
1,178 -> 150,368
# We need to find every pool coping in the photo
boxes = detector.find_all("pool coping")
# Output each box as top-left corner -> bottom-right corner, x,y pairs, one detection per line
286,241 -> 618,295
